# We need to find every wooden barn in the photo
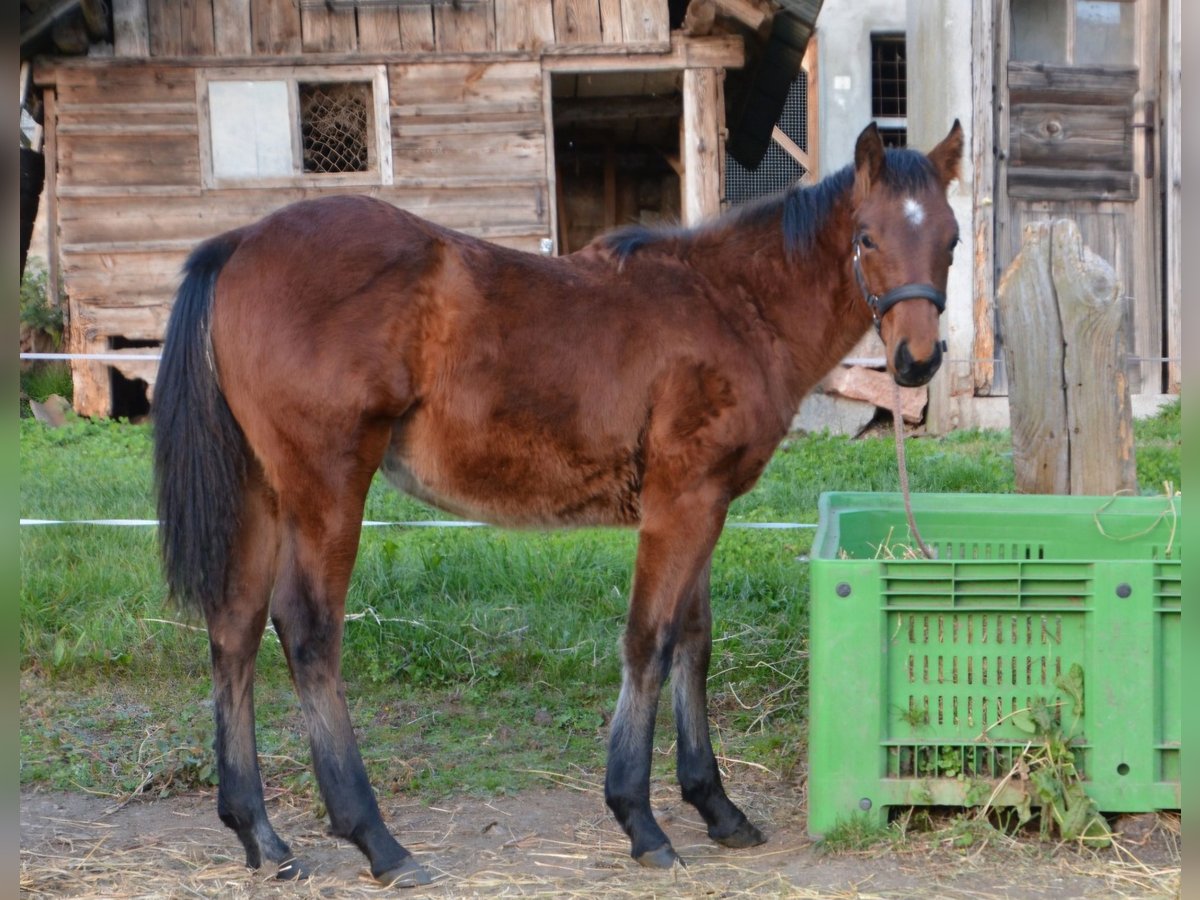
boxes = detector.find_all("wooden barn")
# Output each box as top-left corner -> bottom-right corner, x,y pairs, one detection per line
22,0 -> 823,418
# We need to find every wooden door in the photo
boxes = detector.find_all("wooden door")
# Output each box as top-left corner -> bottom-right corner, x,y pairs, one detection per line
992,0 -> 1161,395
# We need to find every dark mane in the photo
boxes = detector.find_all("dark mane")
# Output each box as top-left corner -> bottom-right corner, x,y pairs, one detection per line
602,147 -> 939,264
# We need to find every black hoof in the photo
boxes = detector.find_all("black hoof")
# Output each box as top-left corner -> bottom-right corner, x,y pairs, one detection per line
710,819 -> 766,849
274,857 -> 311,880
376,856 -> 433,888
634,844 -> 682,869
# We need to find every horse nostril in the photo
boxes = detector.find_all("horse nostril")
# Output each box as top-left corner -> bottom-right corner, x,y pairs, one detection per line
893,339 -> 943,386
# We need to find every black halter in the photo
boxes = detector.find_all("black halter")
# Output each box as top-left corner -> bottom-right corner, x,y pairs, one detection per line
852,236 -> 947,334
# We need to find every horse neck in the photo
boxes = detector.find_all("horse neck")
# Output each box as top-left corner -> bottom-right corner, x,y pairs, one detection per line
683,195 -> 874,407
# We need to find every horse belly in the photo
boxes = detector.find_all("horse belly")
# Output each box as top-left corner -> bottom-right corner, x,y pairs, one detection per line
380,418 -> 642,529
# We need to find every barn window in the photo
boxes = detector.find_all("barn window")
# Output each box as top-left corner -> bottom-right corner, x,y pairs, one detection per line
870,33 -> 907,148
299,82 -> 371,174
201,66 -> 391,187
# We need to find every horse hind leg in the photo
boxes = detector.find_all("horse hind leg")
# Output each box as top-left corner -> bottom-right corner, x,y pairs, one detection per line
207,469 -> 299,877
672,561 -> 766,849
267,447 -> 430,888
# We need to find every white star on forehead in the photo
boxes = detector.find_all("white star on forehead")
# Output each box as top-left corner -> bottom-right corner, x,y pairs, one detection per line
903,197 -> 925,226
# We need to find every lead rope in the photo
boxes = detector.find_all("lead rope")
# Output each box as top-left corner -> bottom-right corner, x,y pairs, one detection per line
892,380 -> 935,559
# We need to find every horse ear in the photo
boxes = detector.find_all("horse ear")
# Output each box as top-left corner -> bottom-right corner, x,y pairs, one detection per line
853,123 -> 886,200
927,119 -> 964,187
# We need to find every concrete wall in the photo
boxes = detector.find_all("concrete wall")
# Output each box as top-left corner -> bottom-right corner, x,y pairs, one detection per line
907,0 -> 991,431
815,0 -> 907,174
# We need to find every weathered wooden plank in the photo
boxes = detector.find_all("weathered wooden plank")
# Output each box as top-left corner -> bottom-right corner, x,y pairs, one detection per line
970,0 -> 995,394
43,90 -> 60,314
59,122 -> 199,136
553,0 -> 603,43
58,101 -> 197,129
251,0 -> 303,54
996,221 -> 1069,494
147,0 -> 183,55
1007,62 -> 1138,105
112,0 -> 151,56
55,65 -> 196,104
1006,168 -> 1137,201
391,130 -> 546,181
540,34 -> 740,69
495,0 -> 554,52
681,67 -> 720,225
1009,103 -> 1132,169
1052,219 -> 1137,495
394,113 -> 544,135
435,2 -> 495,52
59,182 -> 550,244
619,0 -> 668,42
598,0 -> 623,43
213,0 -> 252,55
356,7 -> 402,52
181,0 -> 216,55
398,6 -> 435,52
388,60 -> 541,110
301,4 -> 357,52
59,184 -> 204,197
58,133 -> 200,187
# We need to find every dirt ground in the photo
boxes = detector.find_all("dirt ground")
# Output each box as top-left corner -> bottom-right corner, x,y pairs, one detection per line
21,776 -> 1180,899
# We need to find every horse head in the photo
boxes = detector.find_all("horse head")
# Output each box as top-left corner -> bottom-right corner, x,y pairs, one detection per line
849,120 -> 963,387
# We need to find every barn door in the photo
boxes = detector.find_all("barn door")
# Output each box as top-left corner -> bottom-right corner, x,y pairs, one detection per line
993,0 -> 1161,395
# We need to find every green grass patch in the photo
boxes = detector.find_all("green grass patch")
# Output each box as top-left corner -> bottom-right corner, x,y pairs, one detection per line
19,403 -> 1180,804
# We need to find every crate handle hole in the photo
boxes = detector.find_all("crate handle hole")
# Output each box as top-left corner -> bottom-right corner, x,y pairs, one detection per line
1117,763 -> 1130,776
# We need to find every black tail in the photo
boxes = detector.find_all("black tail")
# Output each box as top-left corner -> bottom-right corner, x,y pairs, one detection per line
153,236 -> 246,617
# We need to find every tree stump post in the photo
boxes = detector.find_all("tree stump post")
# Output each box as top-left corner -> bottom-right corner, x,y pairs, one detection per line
996,218 -> 1137,495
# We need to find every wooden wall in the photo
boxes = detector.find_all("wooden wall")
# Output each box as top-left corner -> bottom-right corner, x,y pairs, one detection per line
114,0 -> 669,57
45,2 -> 739,415
50,56 -> 555,414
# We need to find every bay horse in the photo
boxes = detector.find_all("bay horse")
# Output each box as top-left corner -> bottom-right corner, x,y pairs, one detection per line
153,121 -> 962,886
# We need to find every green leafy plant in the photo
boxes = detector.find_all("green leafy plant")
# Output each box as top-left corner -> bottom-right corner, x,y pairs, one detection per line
987,665 -> 1112,846
20,257 -> 63,347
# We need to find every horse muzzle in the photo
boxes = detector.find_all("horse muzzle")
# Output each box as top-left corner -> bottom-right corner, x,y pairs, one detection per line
892,338 -> 944,387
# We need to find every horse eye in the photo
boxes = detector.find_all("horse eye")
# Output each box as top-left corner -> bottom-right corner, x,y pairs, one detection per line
860,234 -> 877,250
949,236 -> 961,253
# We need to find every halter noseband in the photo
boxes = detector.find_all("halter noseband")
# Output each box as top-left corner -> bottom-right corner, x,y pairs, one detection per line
852,236 -> 947,334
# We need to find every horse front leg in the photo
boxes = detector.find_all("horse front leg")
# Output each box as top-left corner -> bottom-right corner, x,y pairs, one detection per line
672,561 -> 766,849
605,489 -> 728,868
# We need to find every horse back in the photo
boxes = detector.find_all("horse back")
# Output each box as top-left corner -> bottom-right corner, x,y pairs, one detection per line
207,195 -> 788,528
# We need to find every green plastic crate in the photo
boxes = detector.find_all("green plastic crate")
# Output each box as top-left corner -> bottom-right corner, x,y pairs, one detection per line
807,492 -> 1181,836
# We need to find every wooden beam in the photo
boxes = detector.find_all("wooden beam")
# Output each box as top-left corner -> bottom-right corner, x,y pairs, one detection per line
543,33 -> 743,70
711,0 -> 769,31
682,67 -> 721,225
43,89 -> 59,320
770,125 -> 811,170
971,0 -> 996,394
553,94 -> 681,124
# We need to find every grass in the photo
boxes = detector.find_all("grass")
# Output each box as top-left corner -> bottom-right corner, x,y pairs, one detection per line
19,402 -> 1180,808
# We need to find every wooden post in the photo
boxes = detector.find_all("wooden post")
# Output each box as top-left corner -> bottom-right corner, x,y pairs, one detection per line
681,67 -> 721,226
996,219 -> 1137,496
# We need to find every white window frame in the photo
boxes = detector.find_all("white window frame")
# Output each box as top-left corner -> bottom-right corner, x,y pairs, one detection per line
199,65 -> 393,189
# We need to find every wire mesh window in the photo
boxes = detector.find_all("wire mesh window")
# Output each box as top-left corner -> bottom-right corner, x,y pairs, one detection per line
299,82 -> 372,174
871,33 -> 907,147
725,70 -> 808,205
